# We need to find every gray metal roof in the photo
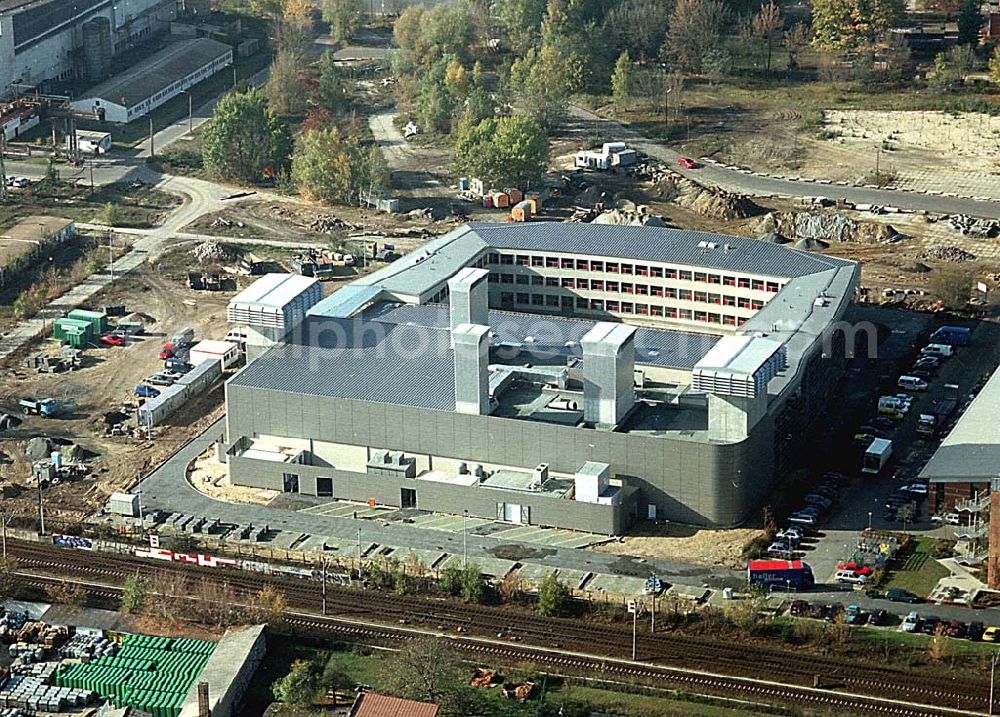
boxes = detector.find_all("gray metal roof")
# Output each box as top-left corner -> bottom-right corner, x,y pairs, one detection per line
921,366 -> 1000,484
470,223 -> 852,279
369,303 -> 719,370
228,315 -> 457,410
74,38 -> 231,108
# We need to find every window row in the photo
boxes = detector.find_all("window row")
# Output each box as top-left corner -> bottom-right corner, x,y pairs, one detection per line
497,292 -> 746,326
489,274 -> 765,309
487,253 -> 781,292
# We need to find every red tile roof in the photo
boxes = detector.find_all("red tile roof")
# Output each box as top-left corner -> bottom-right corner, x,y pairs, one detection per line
350,692 -> 439,717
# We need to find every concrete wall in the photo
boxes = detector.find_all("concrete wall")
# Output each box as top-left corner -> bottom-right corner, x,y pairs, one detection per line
228,453 -> 629,534
225,383 -> 775,527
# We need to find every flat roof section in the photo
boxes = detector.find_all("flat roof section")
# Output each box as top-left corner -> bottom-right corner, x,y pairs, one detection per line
179,625 -> 265,717
921,366 -> 1000,484
0,216 -> 74,270
77,38 -> 231,109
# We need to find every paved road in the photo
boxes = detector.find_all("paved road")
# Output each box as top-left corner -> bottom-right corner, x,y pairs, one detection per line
0,170 -> 279,362
568,105 -> 1000,220
3,66 -> 269,188
135,419 -> 739,588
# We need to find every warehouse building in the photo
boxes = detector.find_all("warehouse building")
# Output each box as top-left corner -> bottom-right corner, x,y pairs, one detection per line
0,0 -> 176,97
0,215 -> 74,286
69,37 -> 232,123
219,223 -> 859,532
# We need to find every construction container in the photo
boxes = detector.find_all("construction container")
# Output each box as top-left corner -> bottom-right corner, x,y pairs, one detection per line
482,194 -> 494,209
511,200 -> 533,222
53,318 -> 93,347
505,188 -> 523,204
525,193 -> 543,213
189,340 -> 239,369
492,192 -> 510,209
67,309 -> 109,335
458,177 -> 469,191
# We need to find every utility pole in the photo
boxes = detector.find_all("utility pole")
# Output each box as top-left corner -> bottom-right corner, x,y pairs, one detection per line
187,91 -> 193,134
631,601 -> 637,660
233,63 -> 238,88
37,477 -> 45,536
356,527 -> 362,576
463,509 -> 468,568
148,115 -> 154,158
991,651 -> 999,716
321,557 -> 329,615
1,512 -> 11,563
0,132 -> 8,202
108,231 -> 114,282
89,160 -> 94,190
136,469 -> 143,533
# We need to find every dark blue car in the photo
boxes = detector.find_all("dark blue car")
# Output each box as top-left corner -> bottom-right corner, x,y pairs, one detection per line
134,384 -> 160,398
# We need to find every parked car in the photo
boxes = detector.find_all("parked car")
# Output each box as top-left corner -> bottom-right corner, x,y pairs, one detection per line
767,542 -> 795,556
146,373 -> 176,386
134,384 -> 160,398
776,527 -> 803,542
837,562 -> 873,576
905,484 -> 928,496
886,588 -> 922,604
871,416 -> 897,432
835,570 -> 868,585
967,622 -> 985,641
943,620 -> 966,638
99,333 -> 125,347
823,604 -> 843,622
788,512 -> 818,526
930,513 -> 962,525
920,616 -> 941,635
983,626 -> 1000,642
677,157 -> 698,169
159,343 -> 176,359
789,599 -> 810,616
901,612 -> 921,632
867,609 -> 889,626
909,369 -> 934,381
845,604 -> 865,624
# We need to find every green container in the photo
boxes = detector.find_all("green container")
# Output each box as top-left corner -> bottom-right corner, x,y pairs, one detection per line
53,317 -> 92,342
67,309 -> 109,334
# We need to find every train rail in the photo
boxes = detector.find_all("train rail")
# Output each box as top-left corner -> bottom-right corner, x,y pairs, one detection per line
7,539 -> 988,714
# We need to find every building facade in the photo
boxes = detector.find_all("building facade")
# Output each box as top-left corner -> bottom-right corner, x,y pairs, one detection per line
219,223 -> 859,533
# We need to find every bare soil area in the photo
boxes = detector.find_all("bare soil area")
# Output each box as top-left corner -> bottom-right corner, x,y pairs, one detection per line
188,447 -> 277,505
0,264 -> 237,526
593,525 -> 761,569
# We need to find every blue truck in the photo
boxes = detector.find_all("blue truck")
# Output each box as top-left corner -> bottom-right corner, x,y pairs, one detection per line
748,559 -> 815,589
930,326 -> 971,346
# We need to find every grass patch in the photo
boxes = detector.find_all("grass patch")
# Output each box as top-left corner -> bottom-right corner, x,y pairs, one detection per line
883,536 -> 950,598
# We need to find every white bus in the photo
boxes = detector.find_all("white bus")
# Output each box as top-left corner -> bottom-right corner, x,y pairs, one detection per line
862,438 -> 893,475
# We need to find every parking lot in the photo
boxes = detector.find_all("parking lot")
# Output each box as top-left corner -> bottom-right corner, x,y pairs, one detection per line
766,313 -> 1000,596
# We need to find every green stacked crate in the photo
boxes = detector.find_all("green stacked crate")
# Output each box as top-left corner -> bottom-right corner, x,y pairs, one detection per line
67,309 -> 109,335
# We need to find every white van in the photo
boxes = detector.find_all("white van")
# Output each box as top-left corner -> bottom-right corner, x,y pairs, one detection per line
920,343 -> 954,358
898,375 -> 928,391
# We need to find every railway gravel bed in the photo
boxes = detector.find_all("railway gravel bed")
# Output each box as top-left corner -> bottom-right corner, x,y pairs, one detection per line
9,540 -> 988,714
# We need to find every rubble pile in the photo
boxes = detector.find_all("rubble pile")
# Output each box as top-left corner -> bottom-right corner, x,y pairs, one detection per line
948,214 -> 1000,237
648,175 -> 761,220
191,241 -> 235,263
591,208 -> 665,227
23,437 -> 52,461
209,217 -> 244,229
924,245 -> 977,262
309,215 -> 357,232
754,211 -> 899,245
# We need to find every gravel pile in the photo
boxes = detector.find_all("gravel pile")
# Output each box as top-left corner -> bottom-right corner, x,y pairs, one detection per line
925,245 -> 977,262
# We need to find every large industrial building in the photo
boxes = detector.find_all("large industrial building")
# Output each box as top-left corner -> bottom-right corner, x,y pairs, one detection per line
0,0 -> 176,96
219,223 -> 859,533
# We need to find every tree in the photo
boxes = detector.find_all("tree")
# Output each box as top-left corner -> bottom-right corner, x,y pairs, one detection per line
752,0 -> 783,72
265,48 -> 308,115
292,127 -> 355,203
508,45 -> 577,129
990,45 -> 1000,83
957,0 -> 982,46
314,51 -> 346,114
121,575 -> 148,614
929,267 -> 974,310
99,202 -> 121,227
454,115 -> 549,188
497,0 -> 546,53
47,580 -> 87,607
459,563 -> 486,603
320,659 -> 354,706
810,0 -> 906,51
202,88 -> 292,184
273,660 -> 319,705
667,0 -> 730,73
378,639 -> 471,714
611,50 -> 632,112
323,0 -> 363,43
784,22 -> 810,70
394,5 -> 425,57
256,585 -> 288,625
931,44 -> 977,89
604,0 -> 671,62
537,571 -> 569,616
0,559 -> 21,602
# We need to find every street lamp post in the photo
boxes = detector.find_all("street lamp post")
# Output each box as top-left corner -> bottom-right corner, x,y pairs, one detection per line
1,512 -> 12,563
356,527 -> 362,577
868,511 -> 873,532
463,510 -> 469,568
991,651 -> 999,716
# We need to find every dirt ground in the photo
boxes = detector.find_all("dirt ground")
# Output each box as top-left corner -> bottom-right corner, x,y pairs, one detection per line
188,447 -> 277,505
0,263 -> 238,526
593,525 -> 761,569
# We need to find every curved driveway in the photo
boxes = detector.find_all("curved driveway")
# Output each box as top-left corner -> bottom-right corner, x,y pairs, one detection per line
569,105 -> 1000,220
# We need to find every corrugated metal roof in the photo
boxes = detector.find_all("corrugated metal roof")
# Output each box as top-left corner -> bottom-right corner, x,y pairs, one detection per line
229,273 -> 319,310
351,693 -> 439,717
471,222 -> 851,278
307,284 -> 383,318
921,365 -> 1000,484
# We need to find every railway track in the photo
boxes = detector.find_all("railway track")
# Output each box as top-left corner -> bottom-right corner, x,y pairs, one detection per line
8,540 -> 989,714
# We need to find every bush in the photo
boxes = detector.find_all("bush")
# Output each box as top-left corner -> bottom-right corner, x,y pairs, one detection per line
538,572 -> 570,617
